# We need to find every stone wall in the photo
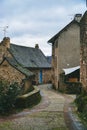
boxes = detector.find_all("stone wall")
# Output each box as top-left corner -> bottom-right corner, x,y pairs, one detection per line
0,37 -> 25,85
0,37 -> 34,93
0,37 -> 12,62
0,60 -> 25,84
80,11 -> 87,92
58,23 -> 80,74
51,40 -> 59,89
43,69 -> 52,83
1,37 -> 10,48
0,37 -> 52,90
30,69 -> 52,84
0,59 -> 34,93
52,22 -> 80,90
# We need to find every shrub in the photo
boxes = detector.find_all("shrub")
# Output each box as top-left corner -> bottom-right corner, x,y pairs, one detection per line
66,82 -> 82,94
0,81 -> 21,115
75,90 -> 87,122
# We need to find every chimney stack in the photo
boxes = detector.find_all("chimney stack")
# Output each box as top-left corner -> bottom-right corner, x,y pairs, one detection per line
35,44 -> 39,49
3,37 -> 10,48
74,14 -> 82,22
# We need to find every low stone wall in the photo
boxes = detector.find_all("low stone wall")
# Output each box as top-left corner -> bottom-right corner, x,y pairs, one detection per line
15,86 -> 41,108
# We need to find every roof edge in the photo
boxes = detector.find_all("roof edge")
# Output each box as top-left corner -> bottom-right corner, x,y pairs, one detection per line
48,20 -> 80,44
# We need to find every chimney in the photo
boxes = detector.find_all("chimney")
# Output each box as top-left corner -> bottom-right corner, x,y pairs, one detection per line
35,44 -> 39,49
3,37 -> 10,48
74,14 -> 82,22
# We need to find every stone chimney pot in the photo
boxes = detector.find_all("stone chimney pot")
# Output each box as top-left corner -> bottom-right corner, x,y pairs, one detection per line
35,44 -> 39,49
3,37 -> 10,48
74,14 -> 82,22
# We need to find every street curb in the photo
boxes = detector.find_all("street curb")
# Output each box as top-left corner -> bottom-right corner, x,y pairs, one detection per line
65,104 -> 87,130
69,107 -> 87,130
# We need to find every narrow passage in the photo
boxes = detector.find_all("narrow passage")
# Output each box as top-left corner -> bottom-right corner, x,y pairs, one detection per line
0,84 -> 75,130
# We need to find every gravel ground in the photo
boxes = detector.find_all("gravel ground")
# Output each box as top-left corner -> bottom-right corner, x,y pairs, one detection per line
0,84 -> 76,130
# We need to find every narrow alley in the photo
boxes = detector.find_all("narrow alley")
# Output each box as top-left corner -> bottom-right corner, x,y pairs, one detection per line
0,84 -> 82,130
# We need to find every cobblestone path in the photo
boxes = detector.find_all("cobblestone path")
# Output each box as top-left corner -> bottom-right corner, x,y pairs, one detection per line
0,84 -> 75,130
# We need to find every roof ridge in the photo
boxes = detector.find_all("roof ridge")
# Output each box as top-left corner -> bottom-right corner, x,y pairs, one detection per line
9,44 -> 51,68
10,43 -> 40,50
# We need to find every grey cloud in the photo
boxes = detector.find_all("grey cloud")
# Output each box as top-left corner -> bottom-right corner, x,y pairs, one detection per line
0,0 -> 86,55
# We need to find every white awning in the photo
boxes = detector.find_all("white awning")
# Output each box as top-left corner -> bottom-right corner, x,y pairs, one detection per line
63,66 -> 80,75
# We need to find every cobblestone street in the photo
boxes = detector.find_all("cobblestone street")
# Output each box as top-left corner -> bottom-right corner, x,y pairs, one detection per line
0,84 -> 75,130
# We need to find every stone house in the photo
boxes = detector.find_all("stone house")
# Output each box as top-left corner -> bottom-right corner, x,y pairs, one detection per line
0,37 -> 52,86
9,43 -> 51,84
48,14 -> 82,90
80,11 -> 87,92
0,37 -> 34,93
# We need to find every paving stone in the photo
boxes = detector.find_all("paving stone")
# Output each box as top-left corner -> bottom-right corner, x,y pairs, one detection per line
0,84 -> 71,130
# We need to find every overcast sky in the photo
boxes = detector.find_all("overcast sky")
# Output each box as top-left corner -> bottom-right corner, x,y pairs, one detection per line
0,0 -> 86,55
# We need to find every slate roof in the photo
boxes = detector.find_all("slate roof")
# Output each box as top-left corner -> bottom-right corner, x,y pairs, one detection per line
9,44 -> 51,68
1,57 -> 34,77
46,56 -> 52,64
48,20 -> 80,44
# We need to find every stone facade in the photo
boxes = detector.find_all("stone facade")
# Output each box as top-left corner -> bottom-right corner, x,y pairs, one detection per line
51,41 -> 58,89
0,37 -> 12,61
0,37 -> 24,85
0,60 -> 25,84
43,69 -> 52,83
52,23 -> 80,90
0,37 -> 52,93
0,37 -> 34,93
48,14 -> 82,90
80,11 -> 87,92
30,69 -> 52,84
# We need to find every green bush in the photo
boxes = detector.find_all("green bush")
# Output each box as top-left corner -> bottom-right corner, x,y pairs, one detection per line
0,81 -> 21,115
66,82 -> 82,94
75,91 -> 87,122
